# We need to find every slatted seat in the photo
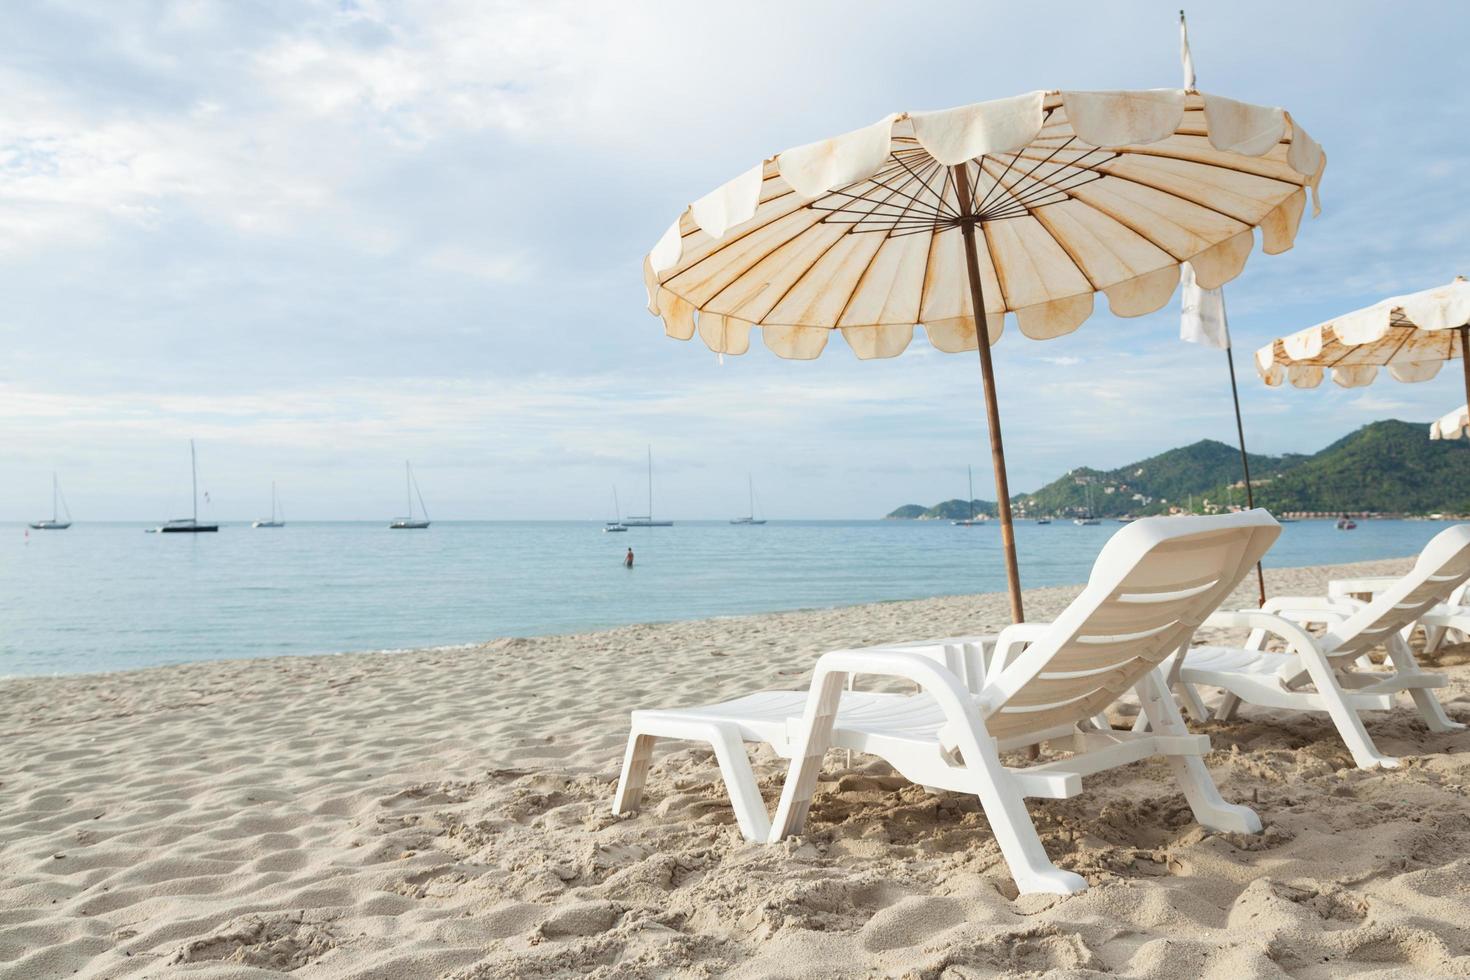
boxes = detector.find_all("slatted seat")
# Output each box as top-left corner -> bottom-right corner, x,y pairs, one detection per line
613,511 -> 1280,895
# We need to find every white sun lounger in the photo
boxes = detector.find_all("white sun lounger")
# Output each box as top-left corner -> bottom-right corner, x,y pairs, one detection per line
1178,524 -> 1470,769
613,511 -> 1279,895
1326,575 -> 1470,655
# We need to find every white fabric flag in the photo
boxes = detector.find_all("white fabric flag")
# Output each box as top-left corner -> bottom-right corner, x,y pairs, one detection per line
1180,261 -> 1230,349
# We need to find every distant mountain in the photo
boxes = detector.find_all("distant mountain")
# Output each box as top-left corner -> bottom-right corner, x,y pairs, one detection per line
885,420 -> 1469,519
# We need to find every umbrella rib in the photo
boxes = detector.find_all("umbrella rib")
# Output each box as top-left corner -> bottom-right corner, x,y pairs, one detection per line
1121,143 -> 1308,189
657,180 -> 811,281
832,220 -> 924,331
817,157 -> 948,233
1029,206 -> 1102,292
724,170 -> 926,324
817,156 -> 955,227
977,154 -> 1109,220
978,220 -> 1012,314
1084,163 -> 1260,230
1057,193 -> 1188,262
981,172 -> 1108,218
915,214 -> 949,329
977,138 -> 1076,215
888,152 -> 960,220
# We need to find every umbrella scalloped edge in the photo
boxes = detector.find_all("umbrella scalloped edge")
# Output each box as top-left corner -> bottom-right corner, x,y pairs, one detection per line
645,87 -> 1327,361
1431,405 -> 1469,440
1255,277 -> 1470,387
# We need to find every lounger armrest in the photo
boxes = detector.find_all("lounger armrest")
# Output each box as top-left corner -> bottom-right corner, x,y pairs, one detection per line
811,649 -> 978,726
1261,595 -> 1363,615
1200,609 -> 1324,657
991,622 -> 1055,674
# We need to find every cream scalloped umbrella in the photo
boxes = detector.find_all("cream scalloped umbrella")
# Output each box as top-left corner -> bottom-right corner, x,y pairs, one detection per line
1256,277 -> 1470,419
1430,405 -> 1468,440
644,87 -> 1325,623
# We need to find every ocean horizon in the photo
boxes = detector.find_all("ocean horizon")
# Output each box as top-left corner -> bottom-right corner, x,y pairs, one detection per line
3,516 -> 1456,679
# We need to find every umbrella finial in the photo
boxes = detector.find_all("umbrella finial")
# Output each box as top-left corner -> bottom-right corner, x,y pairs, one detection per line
1179,10 -> 1197,90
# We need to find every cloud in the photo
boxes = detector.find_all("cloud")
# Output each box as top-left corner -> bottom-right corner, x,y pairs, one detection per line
1,1 -> 1468,520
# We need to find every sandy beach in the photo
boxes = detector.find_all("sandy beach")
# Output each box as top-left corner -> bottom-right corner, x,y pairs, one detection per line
4,556 -> 1470,979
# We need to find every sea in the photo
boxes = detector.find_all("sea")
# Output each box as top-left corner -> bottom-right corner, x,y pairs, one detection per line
1,518 -> 1458,678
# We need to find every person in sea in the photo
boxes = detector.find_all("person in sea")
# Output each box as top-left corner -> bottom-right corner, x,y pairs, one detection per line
624,547 -> 634,568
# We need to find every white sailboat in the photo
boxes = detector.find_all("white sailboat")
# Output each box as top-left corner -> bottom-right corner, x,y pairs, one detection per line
29,473 -> 72,530
156,440 -> 219,533
252,481 -> 285,528
952,465 -> 987,526
621,447 -> 672,527
389,461 -> 431,529
1073,477 -> 1100,525
604,485 -> 627,532
730,475 -> 766,525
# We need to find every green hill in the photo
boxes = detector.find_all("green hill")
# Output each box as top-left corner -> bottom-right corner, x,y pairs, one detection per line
886,420 -> 1469,519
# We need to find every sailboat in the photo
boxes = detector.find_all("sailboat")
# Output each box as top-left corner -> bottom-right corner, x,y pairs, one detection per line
952,465 -> 987,526
604,485 -> 627,532
157,440 -> 219,533
252,482 -> 285,528
1073,477 -> 1100,525
730,475 -> 766,525
389,461 -> 430,529
29,473 -> 72,530
621,447 -> 672,527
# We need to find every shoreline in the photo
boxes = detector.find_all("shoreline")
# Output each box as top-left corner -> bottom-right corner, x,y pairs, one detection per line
6,552 -> 1470,978
0,554 -> 1424,686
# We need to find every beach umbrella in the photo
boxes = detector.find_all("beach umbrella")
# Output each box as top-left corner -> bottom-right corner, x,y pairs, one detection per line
1430,404 -> 1468,441
644,82 -> 1325,623
1255,277 -> 1470,413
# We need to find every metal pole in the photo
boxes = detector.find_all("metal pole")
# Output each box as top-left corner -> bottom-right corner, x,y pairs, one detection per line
952,163 -> 1024,624
1224,344 -> 1267,606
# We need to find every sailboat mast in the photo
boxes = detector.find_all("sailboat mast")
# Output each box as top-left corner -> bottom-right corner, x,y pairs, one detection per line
271,481 -> 278,522
191,440 -> 198,524
647,446 -> 653,521
613,485 -> 621,522
748,473 -> 754,518
52,472 -> 59,523
405,461 -> 412,519
413,466 -> 429,521
967,465 -> 975,522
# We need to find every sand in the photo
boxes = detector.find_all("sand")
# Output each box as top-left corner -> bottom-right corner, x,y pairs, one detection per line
4,556 -> 1470,979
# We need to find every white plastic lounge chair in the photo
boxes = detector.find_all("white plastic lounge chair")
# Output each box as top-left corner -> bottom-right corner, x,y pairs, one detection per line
1324,575 -> 1469,655
613,511 -> 1279,895
1178,524 -> 1470,769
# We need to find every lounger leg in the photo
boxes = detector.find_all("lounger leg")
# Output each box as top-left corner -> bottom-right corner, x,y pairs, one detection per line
769,671 -> 846,841
1385,633 -> 1466,735
1408,688 -> 1465,733
954,725 -> 1087,895
613,732 -> 657,816
1295,649 -> 1399,769
613,724 -> 772,842
1214,691 -> 1242,721
1137,671 -> 1260,834
1423,625 -> 1447,655
708,725 -> 773,842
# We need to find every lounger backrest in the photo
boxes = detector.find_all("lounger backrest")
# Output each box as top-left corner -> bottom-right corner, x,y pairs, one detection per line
1323,524 -> 1470,658
980,510 -> 1280,741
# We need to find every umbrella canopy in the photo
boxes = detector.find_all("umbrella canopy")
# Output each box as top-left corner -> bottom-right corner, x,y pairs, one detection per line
1431,405 -> 1469,441
1255,277 -> 1470,391
645,87 -> 1325,622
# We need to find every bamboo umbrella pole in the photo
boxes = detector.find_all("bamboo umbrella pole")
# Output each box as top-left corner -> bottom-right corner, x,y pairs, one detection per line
953,162 -> 1024,624
1460,325 -> 1470,411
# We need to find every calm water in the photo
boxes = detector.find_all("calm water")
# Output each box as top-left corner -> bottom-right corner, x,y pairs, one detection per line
1,518 -> 1458,677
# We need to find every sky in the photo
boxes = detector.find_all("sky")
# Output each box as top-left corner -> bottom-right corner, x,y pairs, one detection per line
2,0 -> 1467,522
